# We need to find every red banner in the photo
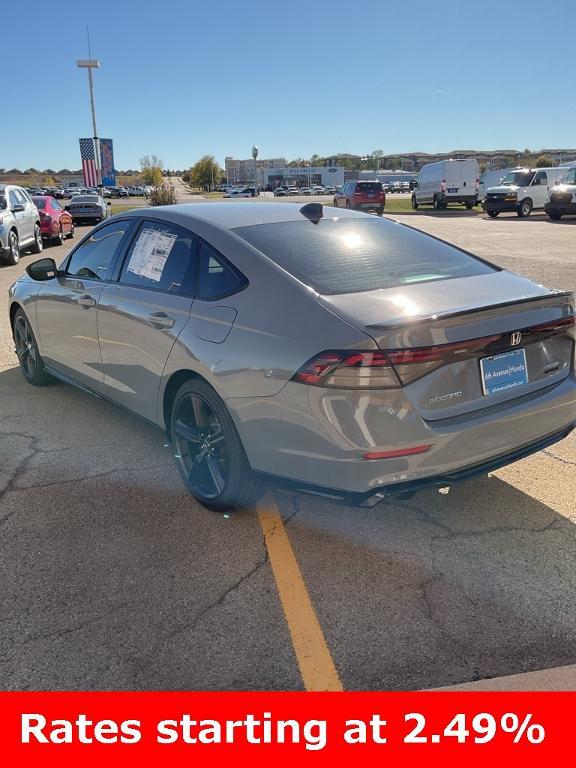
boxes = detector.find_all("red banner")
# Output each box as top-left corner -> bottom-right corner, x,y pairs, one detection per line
0,692 -> 571,766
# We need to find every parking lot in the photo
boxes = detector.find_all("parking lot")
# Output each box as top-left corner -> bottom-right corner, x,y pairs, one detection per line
1,200 -> 575,691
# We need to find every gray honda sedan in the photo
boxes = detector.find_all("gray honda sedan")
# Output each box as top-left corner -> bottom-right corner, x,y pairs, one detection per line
8,203 -> 576,510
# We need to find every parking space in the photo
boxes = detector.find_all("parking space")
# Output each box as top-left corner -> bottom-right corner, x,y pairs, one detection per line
1,210 -> 575,691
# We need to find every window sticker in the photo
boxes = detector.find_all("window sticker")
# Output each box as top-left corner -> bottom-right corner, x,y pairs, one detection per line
127,227 -> 178,282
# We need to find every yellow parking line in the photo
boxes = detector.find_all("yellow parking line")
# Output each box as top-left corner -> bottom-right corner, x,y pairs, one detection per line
257,494 -> 344,692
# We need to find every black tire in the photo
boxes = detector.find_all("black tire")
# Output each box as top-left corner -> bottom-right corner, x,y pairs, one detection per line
170,379 -> 262,511
487,210 -> 499,218
345,200 -> 351,209
377,207 -> 384,216
465,201 -> 474,210
13,309 -> 51,386
67,222 -> 75,239
433,196 -> 443,211
517,198 -> 532,218
6,230 -> 20,265
411,195 -> 419,209
53,224 -> 64,245
547,211 -> 562,221
333,198 -> 338,208
30,223 -> 43,254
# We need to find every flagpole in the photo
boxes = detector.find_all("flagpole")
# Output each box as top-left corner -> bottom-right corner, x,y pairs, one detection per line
77,54 -> 102,189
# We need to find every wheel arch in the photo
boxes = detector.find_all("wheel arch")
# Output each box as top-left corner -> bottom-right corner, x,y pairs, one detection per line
9,300 -> 23,331
162,369 -> 212,439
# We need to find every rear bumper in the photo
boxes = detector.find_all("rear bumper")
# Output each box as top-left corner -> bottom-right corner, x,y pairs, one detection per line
228,374 -> 576,495
353,201 -> 385,210
260,423 -> 576,506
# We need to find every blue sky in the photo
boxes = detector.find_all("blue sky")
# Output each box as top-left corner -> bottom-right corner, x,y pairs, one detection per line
4,0 -> 575,170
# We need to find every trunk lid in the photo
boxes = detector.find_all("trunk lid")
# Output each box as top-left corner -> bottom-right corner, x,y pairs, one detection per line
319,272 -> 575,420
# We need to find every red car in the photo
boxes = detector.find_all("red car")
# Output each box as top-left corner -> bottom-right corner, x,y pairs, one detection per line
31,196 -> 74,245
333,180 -> 386,215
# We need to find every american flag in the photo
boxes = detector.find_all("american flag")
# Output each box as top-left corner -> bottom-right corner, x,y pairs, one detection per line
79,138 -> 100,186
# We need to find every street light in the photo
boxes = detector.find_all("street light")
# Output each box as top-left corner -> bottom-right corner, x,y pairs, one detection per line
76,58 -> 102,188
252,145 -> 258,193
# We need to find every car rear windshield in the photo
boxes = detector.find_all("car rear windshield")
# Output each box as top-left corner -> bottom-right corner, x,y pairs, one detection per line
233,218 -> 497,295
356,182 -> 382,191
31,197 -> 46,209
71,196 -> 98,203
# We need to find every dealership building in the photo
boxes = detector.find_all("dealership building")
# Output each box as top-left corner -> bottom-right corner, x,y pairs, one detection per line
261,165 -> 345,188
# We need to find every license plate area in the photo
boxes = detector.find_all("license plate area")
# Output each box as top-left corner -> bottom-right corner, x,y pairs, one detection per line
480,349 -> 528,396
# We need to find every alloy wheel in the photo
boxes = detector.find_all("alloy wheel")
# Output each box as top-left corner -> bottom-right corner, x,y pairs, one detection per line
14,315 -> 37,380
173,393 -> 229,500
9,231 -> 19,263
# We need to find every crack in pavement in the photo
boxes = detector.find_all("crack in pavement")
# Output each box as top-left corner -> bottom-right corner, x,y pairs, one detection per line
163,493 -> 297,642
11,462 -> 175,492
542,449 -> 576,468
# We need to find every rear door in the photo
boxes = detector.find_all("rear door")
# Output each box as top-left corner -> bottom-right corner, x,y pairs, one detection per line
9,189 -> 32,244
97,219 -> 197,421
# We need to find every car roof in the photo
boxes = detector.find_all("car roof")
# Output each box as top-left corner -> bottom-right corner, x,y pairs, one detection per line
122,202 -> 361,230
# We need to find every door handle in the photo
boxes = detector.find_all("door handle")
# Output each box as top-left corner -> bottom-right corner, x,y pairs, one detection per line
77,295 -> 96,308
147,311 -> 175,329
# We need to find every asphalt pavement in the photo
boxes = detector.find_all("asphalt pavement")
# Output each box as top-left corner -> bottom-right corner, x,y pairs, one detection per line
1,202 -> 575,691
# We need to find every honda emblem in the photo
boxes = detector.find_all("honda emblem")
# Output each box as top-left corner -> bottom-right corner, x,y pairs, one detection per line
510,331 -> 522,346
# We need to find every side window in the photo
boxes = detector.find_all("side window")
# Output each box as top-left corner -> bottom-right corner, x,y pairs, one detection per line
9,190 -> 20,208
197,241 -> 247,301
18,189 -> 32,205
120,221 -> 196,294
67,220 -> 128,280
533,172 -> 547,186
51,199 -> 62,211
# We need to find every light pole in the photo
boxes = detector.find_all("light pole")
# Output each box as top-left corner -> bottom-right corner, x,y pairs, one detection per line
252,145 -> 258,193
76,58 -> 102,188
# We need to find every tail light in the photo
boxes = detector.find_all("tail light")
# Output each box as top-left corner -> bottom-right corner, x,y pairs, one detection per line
475,177 -> 480,190
292,316 -> 575,390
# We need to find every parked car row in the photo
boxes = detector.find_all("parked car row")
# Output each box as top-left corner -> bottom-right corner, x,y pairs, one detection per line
273,185 -> 337,196
409,158 -> 576,220
483,166 -> 575,219
0,183 -> 114,264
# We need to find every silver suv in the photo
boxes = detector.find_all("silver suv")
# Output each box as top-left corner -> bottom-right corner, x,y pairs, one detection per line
0,185 -> 43,265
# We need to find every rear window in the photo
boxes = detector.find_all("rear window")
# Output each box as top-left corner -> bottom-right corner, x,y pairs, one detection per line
233,218 -> 497,295
32,197 -> 46,209
356,182 -> 382,191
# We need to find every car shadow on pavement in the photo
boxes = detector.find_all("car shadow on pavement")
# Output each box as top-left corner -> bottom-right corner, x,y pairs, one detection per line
274,474 -> 576,690
1,364 -> 575,690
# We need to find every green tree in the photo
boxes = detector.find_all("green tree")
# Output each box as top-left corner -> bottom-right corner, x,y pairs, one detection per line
309,154 -> 323,167
190,155 -> 222,190
535,154 -> 554,168
139,155 -> 164,185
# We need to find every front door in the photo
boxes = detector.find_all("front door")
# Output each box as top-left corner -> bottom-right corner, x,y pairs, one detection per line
97,219 -> 197,422
35,219 -> 131,390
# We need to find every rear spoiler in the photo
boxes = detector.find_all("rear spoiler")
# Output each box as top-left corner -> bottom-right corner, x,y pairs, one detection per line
366,291 -> 575,332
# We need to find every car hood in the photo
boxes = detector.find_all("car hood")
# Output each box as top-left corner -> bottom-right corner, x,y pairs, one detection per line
487,185 -> 519,194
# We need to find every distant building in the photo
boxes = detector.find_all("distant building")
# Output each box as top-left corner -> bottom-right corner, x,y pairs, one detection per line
225,156 -> 286,185
261,165 -> 345,188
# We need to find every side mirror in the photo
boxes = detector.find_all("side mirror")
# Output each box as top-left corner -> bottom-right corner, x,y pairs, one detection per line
12,204 -> 25,213
26,257 -> 58,281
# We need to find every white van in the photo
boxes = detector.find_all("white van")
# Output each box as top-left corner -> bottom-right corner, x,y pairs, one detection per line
477,168 -> 514,203
484,167 -> 567,218
411,158 -> 479,210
